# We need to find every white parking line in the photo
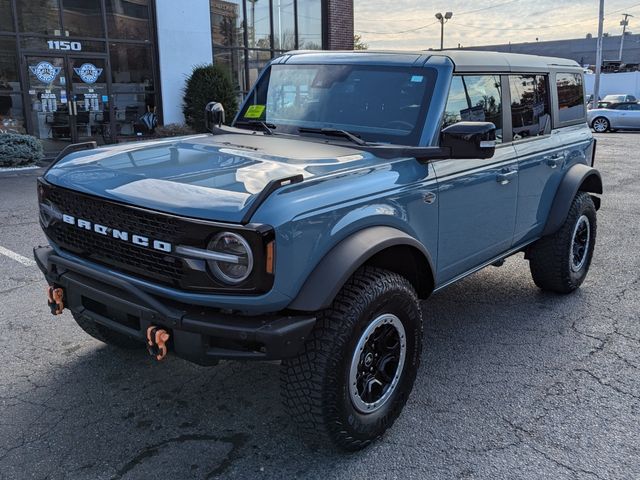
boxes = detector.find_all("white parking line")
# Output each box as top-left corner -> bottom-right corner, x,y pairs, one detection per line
0,245 -> 36,267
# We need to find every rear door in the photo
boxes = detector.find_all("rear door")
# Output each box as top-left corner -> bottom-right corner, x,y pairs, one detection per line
433,74 -> 518,284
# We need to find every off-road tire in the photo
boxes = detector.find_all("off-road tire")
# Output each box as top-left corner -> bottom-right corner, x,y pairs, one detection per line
72,311 -> 141,349
280,267 -> 423,451
528,192 -> 597,293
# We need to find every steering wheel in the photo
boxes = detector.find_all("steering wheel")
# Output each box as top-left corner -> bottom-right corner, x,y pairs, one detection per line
383,120 -> 414,130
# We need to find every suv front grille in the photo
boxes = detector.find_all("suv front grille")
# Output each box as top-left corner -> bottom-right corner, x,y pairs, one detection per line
43,185 -> 188,287
38,179 -> 274,294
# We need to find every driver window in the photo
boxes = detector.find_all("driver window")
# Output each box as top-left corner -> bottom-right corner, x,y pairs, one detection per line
442,75 -> 503,143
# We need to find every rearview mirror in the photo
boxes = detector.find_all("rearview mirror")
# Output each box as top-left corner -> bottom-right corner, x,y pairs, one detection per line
205,102 -> 225,132
441,121 -> 496,159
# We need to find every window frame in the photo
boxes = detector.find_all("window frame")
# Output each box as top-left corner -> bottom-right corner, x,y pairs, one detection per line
554,71 -> 587,128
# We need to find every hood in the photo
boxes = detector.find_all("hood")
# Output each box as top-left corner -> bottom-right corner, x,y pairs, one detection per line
44,133 -> 381,223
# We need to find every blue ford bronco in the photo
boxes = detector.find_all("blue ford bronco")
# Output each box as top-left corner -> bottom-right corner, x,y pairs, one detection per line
35,50 -> 602,450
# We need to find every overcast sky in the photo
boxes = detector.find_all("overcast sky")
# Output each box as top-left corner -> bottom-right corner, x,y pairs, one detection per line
354,0 -> 640,50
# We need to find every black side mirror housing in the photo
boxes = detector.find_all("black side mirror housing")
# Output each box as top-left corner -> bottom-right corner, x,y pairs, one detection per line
441,121 -> 496,159
205,102 -> 225,132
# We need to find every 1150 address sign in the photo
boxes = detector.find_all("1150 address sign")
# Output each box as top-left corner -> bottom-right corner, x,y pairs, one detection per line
47,40 -> 82,51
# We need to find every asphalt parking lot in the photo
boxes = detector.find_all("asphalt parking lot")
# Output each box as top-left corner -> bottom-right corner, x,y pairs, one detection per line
1,133 -> 639,480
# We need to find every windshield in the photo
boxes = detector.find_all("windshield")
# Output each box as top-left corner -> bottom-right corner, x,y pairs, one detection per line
236,64 -> 437,145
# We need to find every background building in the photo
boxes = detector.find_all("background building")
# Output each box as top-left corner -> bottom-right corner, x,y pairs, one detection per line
464,34 -> 640,69
0,0 -> 354,155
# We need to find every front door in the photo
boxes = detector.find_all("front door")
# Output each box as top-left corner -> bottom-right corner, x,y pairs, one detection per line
24,54 -> 110,156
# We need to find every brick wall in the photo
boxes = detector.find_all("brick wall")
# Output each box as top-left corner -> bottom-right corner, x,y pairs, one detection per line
325,0 -> 354,50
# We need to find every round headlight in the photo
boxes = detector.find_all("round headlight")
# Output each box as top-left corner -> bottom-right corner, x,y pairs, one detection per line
207,232 -> 253,284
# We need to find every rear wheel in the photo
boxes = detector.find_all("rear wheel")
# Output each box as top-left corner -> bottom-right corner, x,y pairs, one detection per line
281,267 -> 423,450
528,192 -> 597,293
591,117 -> 610,133
72,311 -> 141,349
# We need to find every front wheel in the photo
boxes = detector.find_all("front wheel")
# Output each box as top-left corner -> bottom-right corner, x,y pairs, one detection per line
591,117 -> 610,133
280,267 -> 423,451
528,192 -> 597,293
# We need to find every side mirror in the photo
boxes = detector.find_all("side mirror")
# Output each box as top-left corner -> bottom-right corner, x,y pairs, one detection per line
441,121 -> 496,159
205,102 -> 225,132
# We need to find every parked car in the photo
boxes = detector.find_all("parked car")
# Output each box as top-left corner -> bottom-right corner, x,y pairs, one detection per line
601,94 -> 637,103
587,102 -> 640,132
34,50 -> 602,450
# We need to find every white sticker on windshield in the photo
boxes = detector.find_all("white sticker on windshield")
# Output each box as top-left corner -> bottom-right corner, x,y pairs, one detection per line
411,75 -> 424,83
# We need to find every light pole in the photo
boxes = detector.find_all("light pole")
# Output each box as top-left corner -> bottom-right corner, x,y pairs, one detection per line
593,0 -> 604,106
435,12 -> 453,50
619,13 -> 633,61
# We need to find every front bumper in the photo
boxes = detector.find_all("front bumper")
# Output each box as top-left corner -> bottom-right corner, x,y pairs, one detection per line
34,246 -> 316,365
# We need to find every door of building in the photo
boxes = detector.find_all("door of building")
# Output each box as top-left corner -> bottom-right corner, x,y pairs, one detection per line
23,54 -> 110,155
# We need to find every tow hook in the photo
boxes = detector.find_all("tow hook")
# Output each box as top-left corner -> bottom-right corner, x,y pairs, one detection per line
46,286 -> 65,315
146,326 -> 170,361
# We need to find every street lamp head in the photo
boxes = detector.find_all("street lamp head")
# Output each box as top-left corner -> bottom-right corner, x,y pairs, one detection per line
435,12 -> 443,20
445,11 -> 453,19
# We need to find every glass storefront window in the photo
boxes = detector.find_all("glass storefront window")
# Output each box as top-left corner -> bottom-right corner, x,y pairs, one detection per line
110,42 -> 154,90
0,37 -> 19,85
106,0 -> 151,40
211,0 -> 325,96
112,92 -> 157,137
0,93 -> 25,134
62,0 -> 104,37
273,0 -> 296,50
214,47 -> 245,92
297,0 -> 322,49
16,0 -> 61,35
212,0 -> 244,48
246,0 -> 271,48
0,0 -> 13,32
247,49 -> 271,86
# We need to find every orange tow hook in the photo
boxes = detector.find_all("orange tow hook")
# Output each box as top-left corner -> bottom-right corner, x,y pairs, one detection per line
146,326 -> 170,361
47,286 -> 65,315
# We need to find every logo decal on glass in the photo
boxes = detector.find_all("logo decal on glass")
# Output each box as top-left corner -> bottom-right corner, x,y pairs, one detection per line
29,62 -> 61,84
73,63 -> 103,84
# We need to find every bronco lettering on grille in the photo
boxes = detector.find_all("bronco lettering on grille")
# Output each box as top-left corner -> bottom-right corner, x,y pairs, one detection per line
61,214 -> 172,253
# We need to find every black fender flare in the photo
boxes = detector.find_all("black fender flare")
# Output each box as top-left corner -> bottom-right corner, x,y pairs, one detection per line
542,163 -> 602,236
287,226 -> 435,312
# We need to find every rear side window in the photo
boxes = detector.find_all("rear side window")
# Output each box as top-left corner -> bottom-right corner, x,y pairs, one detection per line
509,74 -> 550,140
556,73 -> 586,123
442,75 -> 503,143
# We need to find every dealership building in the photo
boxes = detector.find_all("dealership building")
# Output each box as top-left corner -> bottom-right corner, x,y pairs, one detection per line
0,0 -> 354,155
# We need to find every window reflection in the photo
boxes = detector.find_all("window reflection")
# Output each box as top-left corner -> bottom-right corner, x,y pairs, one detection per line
16,0 -> 61,34
211,0 -> 324,96
212,0 -> 243,48
246,0 -> 271,48
0,0 -> 13,31
62,0 -> 104,37
443,75 -> 503,142
510,75 -> 550,139
110,43 -> 154,89
297,0 -> 322,49
273,0 -> 296,50
106,0 -> 150,40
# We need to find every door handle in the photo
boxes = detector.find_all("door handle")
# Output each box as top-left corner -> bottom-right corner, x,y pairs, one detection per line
496,169 -> 517,185
544,153 -> 563,168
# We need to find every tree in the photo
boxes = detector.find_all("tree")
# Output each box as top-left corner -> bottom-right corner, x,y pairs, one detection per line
183,64 -> 238,132
354,34 -> 369,50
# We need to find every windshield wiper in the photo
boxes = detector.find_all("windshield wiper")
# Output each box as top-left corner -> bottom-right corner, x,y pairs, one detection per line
298,127 -> 367,146
234,120 -> 276,135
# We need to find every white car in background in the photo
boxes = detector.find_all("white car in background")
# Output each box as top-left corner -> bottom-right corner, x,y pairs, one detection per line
601,94 -> 637,103
587,102 -> 640,132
